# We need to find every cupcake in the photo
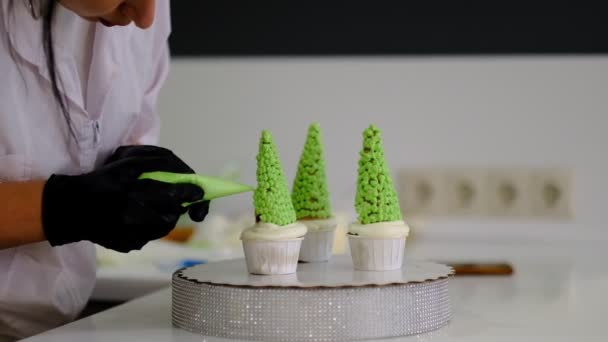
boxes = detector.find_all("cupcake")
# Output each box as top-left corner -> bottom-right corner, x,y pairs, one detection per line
241,130 -> 307,275
292,123 -> 337,262
348,125 -> 410,271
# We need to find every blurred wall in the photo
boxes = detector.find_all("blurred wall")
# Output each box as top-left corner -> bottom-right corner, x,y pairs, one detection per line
158,57 -> 608,242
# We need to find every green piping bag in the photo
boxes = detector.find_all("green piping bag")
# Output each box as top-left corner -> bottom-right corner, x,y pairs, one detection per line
139,171 -> 255,206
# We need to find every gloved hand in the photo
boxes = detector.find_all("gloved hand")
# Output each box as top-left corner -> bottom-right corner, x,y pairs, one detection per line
42,151 -> 206,252
104,145 -> 210,222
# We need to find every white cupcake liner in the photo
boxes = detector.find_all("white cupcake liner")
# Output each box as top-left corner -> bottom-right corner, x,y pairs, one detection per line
242,238 -> 303,275
348,235 -> 406,271
299,228 -> 336,263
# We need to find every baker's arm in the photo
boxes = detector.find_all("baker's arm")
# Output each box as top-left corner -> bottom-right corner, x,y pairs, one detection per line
0,154 -> 204,252
0,181 -> 45,249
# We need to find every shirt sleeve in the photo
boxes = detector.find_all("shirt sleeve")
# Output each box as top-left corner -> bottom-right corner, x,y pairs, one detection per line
126,1 -> 171,145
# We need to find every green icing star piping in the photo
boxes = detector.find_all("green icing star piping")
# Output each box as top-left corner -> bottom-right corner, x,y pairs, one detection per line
254,130 -> 297,226
292,123 -> 332,220
355,125 -> 402,224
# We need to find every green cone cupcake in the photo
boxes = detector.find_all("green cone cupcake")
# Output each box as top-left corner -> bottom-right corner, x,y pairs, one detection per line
241,130 -> 306,275
292,123 -> 336,262
348,125 -> 409,271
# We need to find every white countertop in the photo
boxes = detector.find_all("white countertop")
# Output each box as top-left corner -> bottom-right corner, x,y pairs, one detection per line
93,241 -> 244,301
26,247 -> 608,342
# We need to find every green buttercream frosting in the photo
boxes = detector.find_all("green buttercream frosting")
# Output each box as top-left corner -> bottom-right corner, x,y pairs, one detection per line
254,130 -> 297,226
355,125 -> 402,224
292,123 -> 332,219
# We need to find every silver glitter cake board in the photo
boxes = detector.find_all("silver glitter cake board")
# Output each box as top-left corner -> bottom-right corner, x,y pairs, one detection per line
172,256 -> 453,341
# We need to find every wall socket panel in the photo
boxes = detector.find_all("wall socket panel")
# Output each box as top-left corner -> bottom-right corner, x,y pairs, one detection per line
398,168 -> 574,220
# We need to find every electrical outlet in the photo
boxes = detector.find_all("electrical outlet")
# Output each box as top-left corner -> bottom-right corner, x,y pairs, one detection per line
443,169 -> 488,216
398,169 -> 444,217
486,169 -> 531,217
529,169 -> 574,219
399,167 -> 574,220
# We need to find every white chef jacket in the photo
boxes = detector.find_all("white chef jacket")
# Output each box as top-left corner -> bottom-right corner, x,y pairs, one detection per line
0,1 -> 170,339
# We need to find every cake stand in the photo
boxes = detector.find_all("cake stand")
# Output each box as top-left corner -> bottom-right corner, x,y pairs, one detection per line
172,255 -> 453,341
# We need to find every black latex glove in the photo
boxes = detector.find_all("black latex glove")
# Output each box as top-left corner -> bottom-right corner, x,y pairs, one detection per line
105,145 -> 210,222
42,155 -> 205,252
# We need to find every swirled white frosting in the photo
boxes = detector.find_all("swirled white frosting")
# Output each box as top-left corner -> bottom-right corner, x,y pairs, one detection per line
241,222 -> 307,241
348,220 -> 409,239
298,217 -> 337,232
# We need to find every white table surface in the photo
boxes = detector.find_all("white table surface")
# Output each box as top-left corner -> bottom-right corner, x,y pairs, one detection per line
93,242 -> 244,301
26,249 -> 608,342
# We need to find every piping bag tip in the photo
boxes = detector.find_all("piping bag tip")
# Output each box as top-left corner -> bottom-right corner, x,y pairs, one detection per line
139,171 -> 255,203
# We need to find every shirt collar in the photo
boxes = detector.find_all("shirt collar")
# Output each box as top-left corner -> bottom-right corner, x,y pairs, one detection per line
1,1 -> 119,115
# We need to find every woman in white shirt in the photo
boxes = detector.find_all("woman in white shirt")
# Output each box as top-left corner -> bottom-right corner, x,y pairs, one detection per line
0,1 -> 209,340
